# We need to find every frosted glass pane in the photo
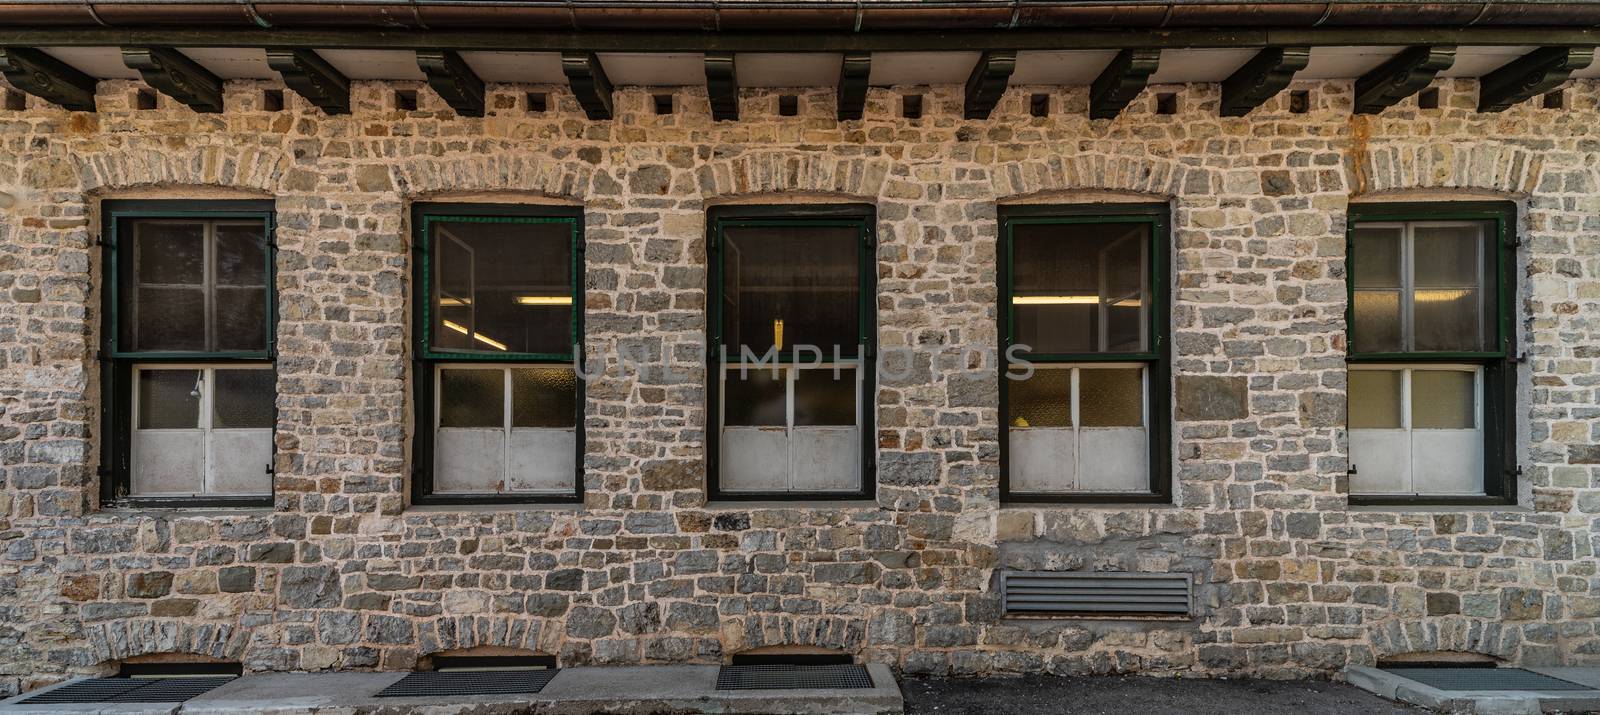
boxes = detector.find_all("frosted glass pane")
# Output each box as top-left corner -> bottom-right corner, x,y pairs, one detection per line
792,427 -> 858,491
1413,288 -> 1483,352
511,367 -> 576,428
434,428 -> 505,492
508,428 -> 575,492
1412,370 -> 1475,429
214,223 -> 267,287
1079,367 -> 1143,427
439,368 -> 504,428
721,427 -> 789,491
794,367 -> 854,426
722,225 -> 860,359
134,221 -> 204,285
209,429 -> 272,495
1348,369 -> 1402,429
138,369 -> 201,429
724,367 -> 785,426
135,286 -> 206,351
214,286 -> 267,351
1351,290 -> 1401,353
131,429 -> 204,495
1008,368 -> 1071,428
1077,428 -> 1148,491
1349,429 -> 1409,494
1009,428 -> 1075,492
213,369 -> 274,429
1412,429 -> 1484,494
1352,226 -> 1401,289
1413,224 -> 1482,289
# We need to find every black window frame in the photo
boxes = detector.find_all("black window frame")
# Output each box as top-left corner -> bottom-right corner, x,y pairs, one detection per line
99,199 -> 278,509
409,202 -> 585,506
998,203 -> 1173,504
1345,201 -> 1518,506
706,204 -> 878,501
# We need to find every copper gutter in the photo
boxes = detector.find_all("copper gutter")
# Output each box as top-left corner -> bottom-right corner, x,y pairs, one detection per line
3,0 -> 1600,30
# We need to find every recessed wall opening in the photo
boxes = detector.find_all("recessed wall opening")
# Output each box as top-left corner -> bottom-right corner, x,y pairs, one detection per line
1155,92 -> 1178,115
135,89 -> 157,110
902,93 -> 923,119
394,89 -> 418,111
778,94 -> 799,116
1289,90 -> 1310,114
653,93 -> 674,115
1030,93 -> 1050,117
429,655 -> 557,672
1377,651 -> 1499,668
3,89 -> 24,111
119,662 -> 243,678
731,653 -> 854,665
1418,88 -> 1440,109
1543,89 -> 1565,109
527,92 -> 547,112
262,89 -> 284,112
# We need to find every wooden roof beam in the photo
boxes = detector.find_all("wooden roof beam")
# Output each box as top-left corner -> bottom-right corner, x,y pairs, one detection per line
1478,46 -> 1594,113
122,47 -> 223,113
0,46 -> 97,111
963,49 -> 1016,120
837,52 -> 870,121
1089,48 -> 1159,120
705,51 -> 738,121
562,51 -> 613,120
416,49 -> 484,117
266,48 -> 349,115
1220,46 -> 1309,117
1353,45 -> 1456,114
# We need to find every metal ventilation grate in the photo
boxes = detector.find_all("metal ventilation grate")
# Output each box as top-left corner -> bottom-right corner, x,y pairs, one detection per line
375,669 -> 560,698
1383,667 -> 1595,692
21,677 -> 235,704
1001,571 -> 1192,616
716,664 -> 874,690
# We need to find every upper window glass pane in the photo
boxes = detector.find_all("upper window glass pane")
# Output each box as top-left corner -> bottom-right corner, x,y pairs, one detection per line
1350,219 -> 1493,354
1011,221 -> 1149,354
428,218 -> 573,356
119,218 -> 269,353
721,224 -> 860,360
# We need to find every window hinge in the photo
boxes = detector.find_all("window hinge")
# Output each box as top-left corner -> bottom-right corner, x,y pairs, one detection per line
1511,352 -> 1527,365
92,234 -> 105,247
864,230 -> 876,249
1347,464 -> 1358,476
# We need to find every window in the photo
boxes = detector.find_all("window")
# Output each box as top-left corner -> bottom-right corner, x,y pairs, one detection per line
411,205 -> 582,504
708,206 -> 875,499
999,205 -> 1170,502
100,201 -> 276,507
1346,203 -> 1517,503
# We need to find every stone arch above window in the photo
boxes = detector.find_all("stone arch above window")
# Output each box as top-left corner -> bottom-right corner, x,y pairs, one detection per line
1366,616 -> 1521,663
1354,143 -> 1541,197
72,147 -> 289,195
393,156 -> 595,201
415,615 -> 551,658
696,153 -> 892,200
85,619 -> 245,666
992,156 -> 1189,201
721,614 -> 866,655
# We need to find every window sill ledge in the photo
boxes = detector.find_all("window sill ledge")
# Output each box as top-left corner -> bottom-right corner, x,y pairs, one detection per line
1347,503 -> 1529,513
405,502 -> 581,514
1000,502 -> 1175,510
704,500 -> 881,511
97,506 -> 274,519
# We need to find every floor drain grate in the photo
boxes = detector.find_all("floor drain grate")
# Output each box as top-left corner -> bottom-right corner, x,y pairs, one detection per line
21,677 -> 235,704
375,669 -> 560,698
1383,667 -> 1594,692
716,664 -> 874,690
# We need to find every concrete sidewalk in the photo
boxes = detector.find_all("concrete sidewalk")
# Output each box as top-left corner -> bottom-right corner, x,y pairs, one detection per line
0,665 -> 902,715
1346,666 -> 1600,714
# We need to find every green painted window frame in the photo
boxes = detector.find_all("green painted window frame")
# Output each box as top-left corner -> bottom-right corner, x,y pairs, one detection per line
1345,201 -> 1518,506
99,199 -> 278,509
705,204 -> 877,501
410,203 -> 585,505
998,203 -> 1173,504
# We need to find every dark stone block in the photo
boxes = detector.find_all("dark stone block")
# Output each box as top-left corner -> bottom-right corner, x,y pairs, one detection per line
1176,376 -> 1249,421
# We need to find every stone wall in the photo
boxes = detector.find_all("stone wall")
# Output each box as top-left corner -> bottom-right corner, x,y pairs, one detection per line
0,74 -> 1596,692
